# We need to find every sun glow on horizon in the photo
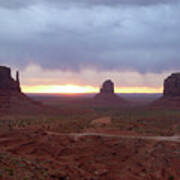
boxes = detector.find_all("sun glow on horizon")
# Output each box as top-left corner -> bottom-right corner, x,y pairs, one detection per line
115,87 -> 163,93
22,85 -> 99,94
22,84 -> 163,94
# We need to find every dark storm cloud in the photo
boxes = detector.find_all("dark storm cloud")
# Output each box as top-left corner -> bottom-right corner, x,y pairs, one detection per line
0,0 -> 180,73
0,0 -> 178,9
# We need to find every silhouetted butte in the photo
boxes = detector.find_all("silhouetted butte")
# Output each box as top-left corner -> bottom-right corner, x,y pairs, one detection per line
94,80 -> 126,106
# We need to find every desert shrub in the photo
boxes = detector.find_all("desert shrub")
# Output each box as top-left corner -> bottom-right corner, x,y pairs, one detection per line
168,176 -> 174,180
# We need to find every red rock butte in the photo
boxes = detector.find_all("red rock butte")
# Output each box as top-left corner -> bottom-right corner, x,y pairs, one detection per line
0,66 -> 44,114
164,73 -> 180,97
100,80 -> 114,94
153,73 -> 180,108
94,80 -> 126,106
0,66 -> 21,93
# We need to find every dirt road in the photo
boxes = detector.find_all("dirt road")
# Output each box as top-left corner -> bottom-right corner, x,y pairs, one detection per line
47,131 -> 180,143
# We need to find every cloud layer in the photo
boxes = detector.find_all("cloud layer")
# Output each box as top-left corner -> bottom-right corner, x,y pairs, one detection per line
0,0 -> 178,9
20,64 -> 169,90
0,0 -> 180,74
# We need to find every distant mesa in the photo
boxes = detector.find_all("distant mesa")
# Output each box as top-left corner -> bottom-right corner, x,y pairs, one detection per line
94,80 -> 126,106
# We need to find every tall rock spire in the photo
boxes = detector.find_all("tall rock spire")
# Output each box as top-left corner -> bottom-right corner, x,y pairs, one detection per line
16,71 -> 20,85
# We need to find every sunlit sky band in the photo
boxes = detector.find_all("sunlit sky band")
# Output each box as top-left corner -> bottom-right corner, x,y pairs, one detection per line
22,85 -> 163,94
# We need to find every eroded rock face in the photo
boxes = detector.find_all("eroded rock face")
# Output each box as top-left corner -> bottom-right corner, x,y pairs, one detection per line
0,66 -> 22,113
0,66 -> 21,93
0,66 -> 52,115
94,80 -> 126,105
100,80 -> 114,94
164,73 -> 180,97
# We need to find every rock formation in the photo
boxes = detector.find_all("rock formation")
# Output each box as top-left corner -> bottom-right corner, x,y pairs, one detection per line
163,73 -> 180,97
94,80 -> 126,106
0,66 -> 44,114
0,66 -> 21,93
152,73 -> 180,108
100,80 -> 114,94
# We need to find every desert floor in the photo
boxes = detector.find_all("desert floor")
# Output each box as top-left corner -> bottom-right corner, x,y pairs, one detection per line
0,94 -> 179,180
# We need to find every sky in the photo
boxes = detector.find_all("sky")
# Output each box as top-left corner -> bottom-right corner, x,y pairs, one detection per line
0,0 -> 180,93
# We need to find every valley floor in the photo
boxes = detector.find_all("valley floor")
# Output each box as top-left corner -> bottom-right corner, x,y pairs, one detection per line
0,115 -> 179,180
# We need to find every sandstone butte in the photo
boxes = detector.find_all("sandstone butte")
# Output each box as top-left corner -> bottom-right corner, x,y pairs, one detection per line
164,73 -> 180,97
0,66 -> 44,114
153,73 -> 180,108
94,79 -> 126,106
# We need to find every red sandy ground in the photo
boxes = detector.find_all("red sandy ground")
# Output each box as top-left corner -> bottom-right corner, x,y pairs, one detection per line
0,127 -> 179,180
0,95 -> 179,179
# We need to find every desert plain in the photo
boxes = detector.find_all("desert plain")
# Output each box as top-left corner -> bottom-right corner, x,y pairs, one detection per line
0,92 -> 179,180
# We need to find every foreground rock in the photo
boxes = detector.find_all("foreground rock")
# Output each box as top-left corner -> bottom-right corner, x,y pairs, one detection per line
94,80 -> 126,106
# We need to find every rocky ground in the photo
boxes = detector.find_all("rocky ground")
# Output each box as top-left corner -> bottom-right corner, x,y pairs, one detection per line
0,87 -> 179,179
0,114 -> 179,180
